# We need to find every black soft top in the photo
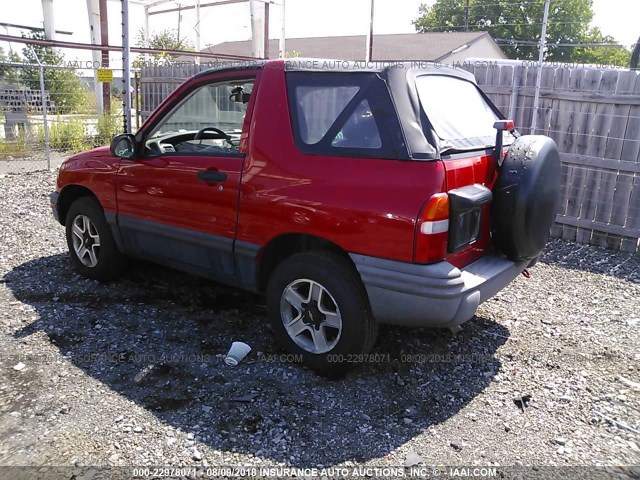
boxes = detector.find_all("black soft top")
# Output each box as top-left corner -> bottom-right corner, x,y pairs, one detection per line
283,59 -> 488,160
194,58 -> 475,83
283,58 -> 476,80
194,58 -> 496,160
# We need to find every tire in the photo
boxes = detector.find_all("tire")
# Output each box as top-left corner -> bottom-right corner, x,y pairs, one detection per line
65,196 -> 126,281
266,250 -> 378,375
492,135 -> 561,261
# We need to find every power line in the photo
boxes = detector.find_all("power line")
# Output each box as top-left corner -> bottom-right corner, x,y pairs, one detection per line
417,2 -> 630,45
422,21 -> 604,29
419,1 -> 582,9
423,23 -> 631,48
495,40 -> 630,48
431,1 -> 549,6
452,0 -> 593,5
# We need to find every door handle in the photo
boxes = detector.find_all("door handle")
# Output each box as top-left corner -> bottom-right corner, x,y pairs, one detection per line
197,170 -> 228,184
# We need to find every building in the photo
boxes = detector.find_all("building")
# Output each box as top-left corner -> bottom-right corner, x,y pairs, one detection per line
197,31 -> 506,63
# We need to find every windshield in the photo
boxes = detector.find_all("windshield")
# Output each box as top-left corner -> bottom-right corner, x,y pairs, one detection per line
415,75 -> 514,152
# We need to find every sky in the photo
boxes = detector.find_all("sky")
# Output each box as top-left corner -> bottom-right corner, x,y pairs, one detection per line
0,0 -> 638,68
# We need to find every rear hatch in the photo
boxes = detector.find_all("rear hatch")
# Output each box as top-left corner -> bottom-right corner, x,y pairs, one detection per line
414,74 -> 515,268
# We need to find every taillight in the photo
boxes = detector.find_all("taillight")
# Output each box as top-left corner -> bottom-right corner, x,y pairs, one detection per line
414,185 -> 493,264
414,193 -> 449,263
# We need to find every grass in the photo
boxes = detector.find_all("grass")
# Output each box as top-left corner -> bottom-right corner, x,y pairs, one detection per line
0,129 -> 35,159
96,112 -> 122,147
48,119 -> 90,153
1,110 -> 124,159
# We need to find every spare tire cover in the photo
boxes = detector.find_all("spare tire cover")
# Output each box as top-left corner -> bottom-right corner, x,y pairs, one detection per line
492,135 -> 561,261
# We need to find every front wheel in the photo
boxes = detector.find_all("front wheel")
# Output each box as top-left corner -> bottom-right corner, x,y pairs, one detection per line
65,197 -> 126,281
266,250 -> 378,375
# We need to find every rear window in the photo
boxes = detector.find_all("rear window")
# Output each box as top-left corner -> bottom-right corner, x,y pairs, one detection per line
415,75 -> 514,151
286,72 -> 404,159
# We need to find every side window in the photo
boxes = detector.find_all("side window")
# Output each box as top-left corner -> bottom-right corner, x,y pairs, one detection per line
287,72 -> 402,159
295,85 -> 359,144
145,79 -> 254,156
331,100 -> 382,149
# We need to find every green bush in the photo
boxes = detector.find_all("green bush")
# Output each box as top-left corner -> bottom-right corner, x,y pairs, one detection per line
49,119 -> 89,153
96,113 -> 122,146
20,31 -> 93,115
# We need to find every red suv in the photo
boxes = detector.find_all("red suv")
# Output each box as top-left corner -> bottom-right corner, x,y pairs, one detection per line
51,59 -> 560,373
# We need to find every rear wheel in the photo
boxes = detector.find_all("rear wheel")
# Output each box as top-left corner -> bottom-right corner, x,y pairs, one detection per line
65,197 -> 126,281
266,250 -> 377,375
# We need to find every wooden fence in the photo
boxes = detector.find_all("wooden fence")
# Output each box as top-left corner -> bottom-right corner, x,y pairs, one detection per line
140,63 -> 640,253
465,64 -> 640,253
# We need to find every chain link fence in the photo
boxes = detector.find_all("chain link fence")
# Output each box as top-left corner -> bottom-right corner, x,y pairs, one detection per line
0,62 -> 138,174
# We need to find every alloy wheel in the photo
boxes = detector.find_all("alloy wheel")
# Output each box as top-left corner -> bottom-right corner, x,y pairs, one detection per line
280,278 -> 343,354
71,214 -> 101,268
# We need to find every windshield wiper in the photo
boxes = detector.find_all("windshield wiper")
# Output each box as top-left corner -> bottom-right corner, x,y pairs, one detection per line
440,145 -> 492,155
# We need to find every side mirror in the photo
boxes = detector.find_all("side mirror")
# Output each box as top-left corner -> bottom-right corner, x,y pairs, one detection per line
110,133 -> 137,159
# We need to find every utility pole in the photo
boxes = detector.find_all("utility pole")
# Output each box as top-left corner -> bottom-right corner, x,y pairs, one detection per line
278,0 -> 286,58
249,0 -> 265,58
99,0 -> 110,113
122,0 -> 132,133
264,0 -> 270,59
143,4 -> 149,46
464,0 -> 470,32
86,0 -> 103,115
177,3 -> 182,45
530,0 -> 551,135
365,0 -> 374,62
195,0 -> 200,65
41,0 -> 57,40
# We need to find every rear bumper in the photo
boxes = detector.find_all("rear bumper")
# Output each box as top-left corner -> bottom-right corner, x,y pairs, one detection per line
349,252 -> 527,328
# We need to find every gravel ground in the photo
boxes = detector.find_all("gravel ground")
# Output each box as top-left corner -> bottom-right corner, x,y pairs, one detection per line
0,152 -> 66,174
0,171 -> 639,476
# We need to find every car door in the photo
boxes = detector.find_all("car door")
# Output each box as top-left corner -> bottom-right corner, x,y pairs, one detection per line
116,75 -> 256,285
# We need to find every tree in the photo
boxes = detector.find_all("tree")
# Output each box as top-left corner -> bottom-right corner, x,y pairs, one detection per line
413,0 -> 631,64
20,30 -> 89,114
574,28 -> 631,67
134,28 -> 195,67
0,47 -> 22,83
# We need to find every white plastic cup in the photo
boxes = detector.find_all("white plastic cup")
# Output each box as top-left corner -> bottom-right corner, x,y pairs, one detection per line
224,341 -> 252,366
